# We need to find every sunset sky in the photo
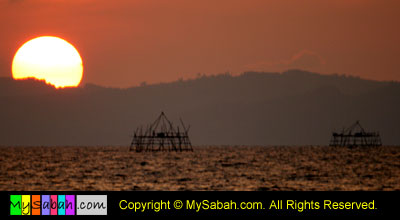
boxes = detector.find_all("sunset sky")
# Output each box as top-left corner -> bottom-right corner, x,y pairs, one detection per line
1,0 -> 399,87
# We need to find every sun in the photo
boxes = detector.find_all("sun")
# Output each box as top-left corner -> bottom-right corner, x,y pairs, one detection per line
12,36 -> 83,88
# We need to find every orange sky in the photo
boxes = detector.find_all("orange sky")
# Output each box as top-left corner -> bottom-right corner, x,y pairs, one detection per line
1,0 -> 399,87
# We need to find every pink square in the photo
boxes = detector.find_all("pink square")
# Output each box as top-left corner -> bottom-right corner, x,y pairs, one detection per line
50,195 -> 58,215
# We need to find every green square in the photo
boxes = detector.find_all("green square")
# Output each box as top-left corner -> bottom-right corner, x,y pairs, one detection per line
10,195 -> 22,215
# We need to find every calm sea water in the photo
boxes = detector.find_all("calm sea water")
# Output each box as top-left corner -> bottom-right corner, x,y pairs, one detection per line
1,146 -> 399,191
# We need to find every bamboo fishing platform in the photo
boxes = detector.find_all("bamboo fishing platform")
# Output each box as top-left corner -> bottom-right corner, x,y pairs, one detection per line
329,121 -> 382,147
129,112 -> 193,152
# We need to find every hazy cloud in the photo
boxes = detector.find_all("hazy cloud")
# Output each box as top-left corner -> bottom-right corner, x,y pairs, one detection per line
244,50 -> 326,72
7,0 -> 24,4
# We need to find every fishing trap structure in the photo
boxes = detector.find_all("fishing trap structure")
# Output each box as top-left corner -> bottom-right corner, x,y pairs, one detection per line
129,112 -> 193,152
329,121 -> 382,147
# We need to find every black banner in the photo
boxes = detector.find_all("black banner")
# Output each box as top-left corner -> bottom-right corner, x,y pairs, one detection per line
1,191 -> 398,217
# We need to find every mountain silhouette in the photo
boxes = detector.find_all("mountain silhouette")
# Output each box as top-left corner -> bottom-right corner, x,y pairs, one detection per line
0,70 -> 399,146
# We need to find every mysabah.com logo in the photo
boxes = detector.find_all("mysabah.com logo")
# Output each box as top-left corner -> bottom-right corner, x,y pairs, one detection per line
10,195 -> 107,215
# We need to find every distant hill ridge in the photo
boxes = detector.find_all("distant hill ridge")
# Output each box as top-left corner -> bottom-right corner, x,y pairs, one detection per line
0,70 -> 399,146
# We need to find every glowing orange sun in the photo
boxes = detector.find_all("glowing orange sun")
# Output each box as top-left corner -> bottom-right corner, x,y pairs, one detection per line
12,36 -> 83,88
